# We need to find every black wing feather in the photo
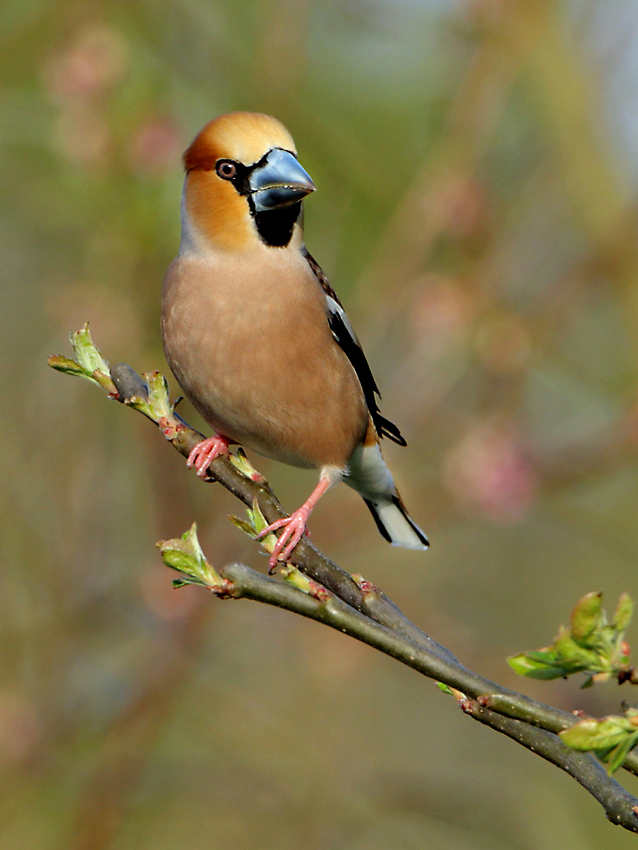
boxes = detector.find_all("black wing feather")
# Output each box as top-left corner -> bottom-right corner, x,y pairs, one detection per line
303,249 -> 407,447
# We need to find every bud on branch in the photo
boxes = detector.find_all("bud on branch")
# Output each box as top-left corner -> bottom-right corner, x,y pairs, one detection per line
508,592 -> 635,688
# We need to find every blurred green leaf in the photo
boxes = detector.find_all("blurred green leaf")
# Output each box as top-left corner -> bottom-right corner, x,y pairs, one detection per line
560,714 -> 638,774
605,733 -> 638,774
507,650 -> 572,680
508,592 -> 634,685
614,593 -> 634,632
570,591 -> 603,648
561,716 -> 630,751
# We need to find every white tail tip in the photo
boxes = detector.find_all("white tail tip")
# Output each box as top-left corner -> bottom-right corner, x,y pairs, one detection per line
364,497 -> 429,550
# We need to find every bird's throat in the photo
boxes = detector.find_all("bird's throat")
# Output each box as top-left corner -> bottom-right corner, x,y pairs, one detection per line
252,201 -> 302,248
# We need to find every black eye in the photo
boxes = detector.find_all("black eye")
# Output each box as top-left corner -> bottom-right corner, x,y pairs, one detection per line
216,160 -> 236,180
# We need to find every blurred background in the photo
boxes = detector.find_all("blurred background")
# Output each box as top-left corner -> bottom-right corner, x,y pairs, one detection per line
3,0 -> 638,847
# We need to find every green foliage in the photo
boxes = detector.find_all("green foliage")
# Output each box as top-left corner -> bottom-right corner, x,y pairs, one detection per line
48,324 -> 117,395
508,592 -> 634,687
122,369 -> 174,424
228,447 -> 266,483
228,498 -> 278,555
560,710 -> 638,774
157,522 -> 224,590
49,326 -> 188,438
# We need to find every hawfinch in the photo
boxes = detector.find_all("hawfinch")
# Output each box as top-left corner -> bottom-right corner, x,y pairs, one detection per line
161,112 -> 428,567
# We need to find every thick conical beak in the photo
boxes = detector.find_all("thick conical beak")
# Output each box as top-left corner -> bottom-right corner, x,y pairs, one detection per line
248,148 -> 315,212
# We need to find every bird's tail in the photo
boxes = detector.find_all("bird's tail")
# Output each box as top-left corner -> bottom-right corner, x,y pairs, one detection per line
345,442 -> 429,550
363,494 -> 429,549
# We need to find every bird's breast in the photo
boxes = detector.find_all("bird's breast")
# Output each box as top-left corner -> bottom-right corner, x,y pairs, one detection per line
161,248 -> 367,469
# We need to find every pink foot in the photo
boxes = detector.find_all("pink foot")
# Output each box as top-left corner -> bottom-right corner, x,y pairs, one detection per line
256,477 -> 332,569
258,506 -> 313,570
187,434 -> 231,478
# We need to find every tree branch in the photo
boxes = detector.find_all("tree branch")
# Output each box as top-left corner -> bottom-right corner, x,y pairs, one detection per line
49,331 -> 638,835
215,562 -> 638,833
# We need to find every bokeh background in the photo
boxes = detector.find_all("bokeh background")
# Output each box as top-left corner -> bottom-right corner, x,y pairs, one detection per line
3,0 -> 638,847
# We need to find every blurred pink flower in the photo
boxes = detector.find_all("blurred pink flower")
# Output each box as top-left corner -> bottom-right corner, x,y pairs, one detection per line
44,25 -> 128,167
442,420 -> 539,522
130,118 -> 183,177
438,174 -> 491,241
474,312 -> 532,374
410,276 -> 474,356
0,691 -> 43,765
52,109 -> 110,167
45,25 -> 128,104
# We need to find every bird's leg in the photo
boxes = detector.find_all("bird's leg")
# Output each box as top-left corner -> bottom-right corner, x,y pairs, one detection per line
187,434 -> 231,478
257,476 -> 332,569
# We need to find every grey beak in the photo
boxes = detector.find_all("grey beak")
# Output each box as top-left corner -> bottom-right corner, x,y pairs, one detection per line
248,148 -> 315,212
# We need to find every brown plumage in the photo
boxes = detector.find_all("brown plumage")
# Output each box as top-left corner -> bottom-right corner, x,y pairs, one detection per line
163,246 -> 368,468
161,112 -> 428,566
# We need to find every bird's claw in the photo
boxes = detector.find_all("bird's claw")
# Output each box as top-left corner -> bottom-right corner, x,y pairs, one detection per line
187,435 -> 230,478
257,508 -> 311,570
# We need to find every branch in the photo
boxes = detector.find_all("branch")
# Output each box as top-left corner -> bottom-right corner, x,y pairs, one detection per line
49,327 -> 638,835
213,562 -> 638,833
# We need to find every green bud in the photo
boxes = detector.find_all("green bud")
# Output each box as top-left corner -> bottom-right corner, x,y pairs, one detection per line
509,590 -> 635,686
70,324 -> 110,376
228,499 -> 277,554
604,732 -> 638,774
144,370 -> 173,421
229,448 -> 266,483
613,593 -> 634,632
560,714 -> 638,774
507,650 -> 570,680
49,325 -> 117,395
560,716 -> 631,751
157,523 -> 223,589
555,627 -> 605,674
570,592 -> 603,648
123,370 -> 175,425
48,354 -> 88,378
278,563 -> 316,595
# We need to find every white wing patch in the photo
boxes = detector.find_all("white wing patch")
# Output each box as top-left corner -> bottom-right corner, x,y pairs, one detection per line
325,294 -> 359,346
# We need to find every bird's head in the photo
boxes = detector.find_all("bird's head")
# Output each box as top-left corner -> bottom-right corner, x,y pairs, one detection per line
181,112 -> 315,253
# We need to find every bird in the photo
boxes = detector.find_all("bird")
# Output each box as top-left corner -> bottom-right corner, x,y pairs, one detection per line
161,111 -> 428,569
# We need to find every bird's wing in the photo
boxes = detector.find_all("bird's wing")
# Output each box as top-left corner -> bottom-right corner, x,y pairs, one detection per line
303,248 -> 407,446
